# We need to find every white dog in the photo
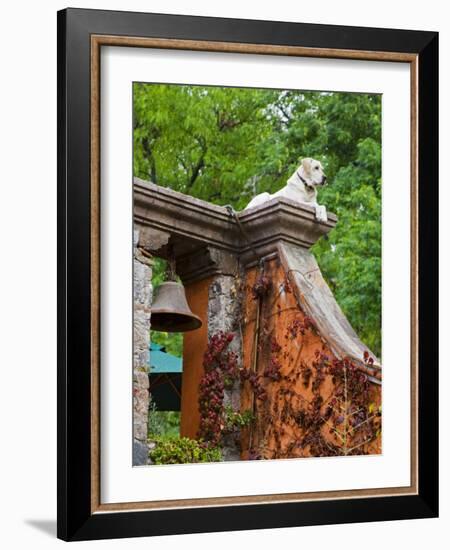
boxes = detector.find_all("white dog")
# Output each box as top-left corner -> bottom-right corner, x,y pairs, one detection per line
245,158 -> 328,222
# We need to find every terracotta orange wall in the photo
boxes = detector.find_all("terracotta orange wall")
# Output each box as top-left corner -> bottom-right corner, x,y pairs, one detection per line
241,258 -> 381,459
180,276 -> 212,439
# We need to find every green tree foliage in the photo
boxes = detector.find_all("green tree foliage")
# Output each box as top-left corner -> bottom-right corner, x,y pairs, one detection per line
134,84 -> 382,357
134,84 -> 276,206
148,400 -> 181,439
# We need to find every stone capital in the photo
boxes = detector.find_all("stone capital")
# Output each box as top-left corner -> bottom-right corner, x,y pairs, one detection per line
176,246 -> 238,284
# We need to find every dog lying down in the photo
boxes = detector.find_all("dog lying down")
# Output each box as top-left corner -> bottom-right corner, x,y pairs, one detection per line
245,158 -> 328,222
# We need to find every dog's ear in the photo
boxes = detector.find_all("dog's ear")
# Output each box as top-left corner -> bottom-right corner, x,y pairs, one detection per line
302,158 -> 313,175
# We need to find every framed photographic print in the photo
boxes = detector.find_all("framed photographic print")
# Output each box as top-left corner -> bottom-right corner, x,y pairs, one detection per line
57,8 -> 438,541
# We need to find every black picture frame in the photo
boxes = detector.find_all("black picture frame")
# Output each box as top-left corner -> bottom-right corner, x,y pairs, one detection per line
57,7 -> 438,541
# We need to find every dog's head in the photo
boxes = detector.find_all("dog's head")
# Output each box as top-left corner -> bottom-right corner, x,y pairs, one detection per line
298,158 -> 327,187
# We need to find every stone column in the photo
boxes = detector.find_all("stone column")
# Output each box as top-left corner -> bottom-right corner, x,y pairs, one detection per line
208,273 -> 243,460
133,228 -> 153,466
177,247 -> 243,460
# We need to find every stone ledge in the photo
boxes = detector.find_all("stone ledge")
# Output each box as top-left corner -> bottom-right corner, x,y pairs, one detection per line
134,178 -> 239,254
237,197 -> 337,265
134,178 -> 338,277
278,241 -> 381,381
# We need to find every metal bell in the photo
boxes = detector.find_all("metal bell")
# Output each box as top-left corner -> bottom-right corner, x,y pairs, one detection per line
151,281 -> 202,333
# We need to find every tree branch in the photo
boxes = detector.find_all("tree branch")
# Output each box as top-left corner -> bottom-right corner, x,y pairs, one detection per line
189,156 -> 205,187
141,137 -> 157,183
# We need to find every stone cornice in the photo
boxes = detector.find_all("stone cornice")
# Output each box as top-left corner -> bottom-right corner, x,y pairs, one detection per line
236,197 -> 337,265
133,178 -> 337,272
134,178 -> 240,254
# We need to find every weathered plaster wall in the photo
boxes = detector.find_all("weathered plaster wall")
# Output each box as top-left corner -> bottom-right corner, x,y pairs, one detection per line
241,257 -> 381,460
180,277 -> 212,440
133,228 -> 153,466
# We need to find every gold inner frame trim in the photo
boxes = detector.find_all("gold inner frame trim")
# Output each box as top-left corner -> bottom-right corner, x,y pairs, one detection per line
90,34 -> 419,514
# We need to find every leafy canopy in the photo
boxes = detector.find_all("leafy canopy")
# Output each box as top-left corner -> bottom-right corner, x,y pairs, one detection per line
134,83 -> 382,357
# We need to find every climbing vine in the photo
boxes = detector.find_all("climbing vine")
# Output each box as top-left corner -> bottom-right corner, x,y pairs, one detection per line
251,273 -> 272,299
197,264 -> 382,461
197,330 -> 268,450
257,332 -> 381,459
243,263 -> 382,460
197,331 -> 256,448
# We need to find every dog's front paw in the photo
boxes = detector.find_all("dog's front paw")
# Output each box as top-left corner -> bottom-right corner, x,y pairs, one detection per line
315,205 -> 328,223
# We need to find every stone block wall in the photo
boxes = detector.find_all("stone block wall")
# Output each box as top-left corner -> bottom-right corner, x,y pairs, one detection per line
133,228 -> 153,466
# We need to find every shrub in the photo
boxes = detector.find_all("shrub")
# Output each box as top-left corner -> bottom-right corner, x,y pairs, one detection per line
147,400 -> 180,438
149,437 -> 222,465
